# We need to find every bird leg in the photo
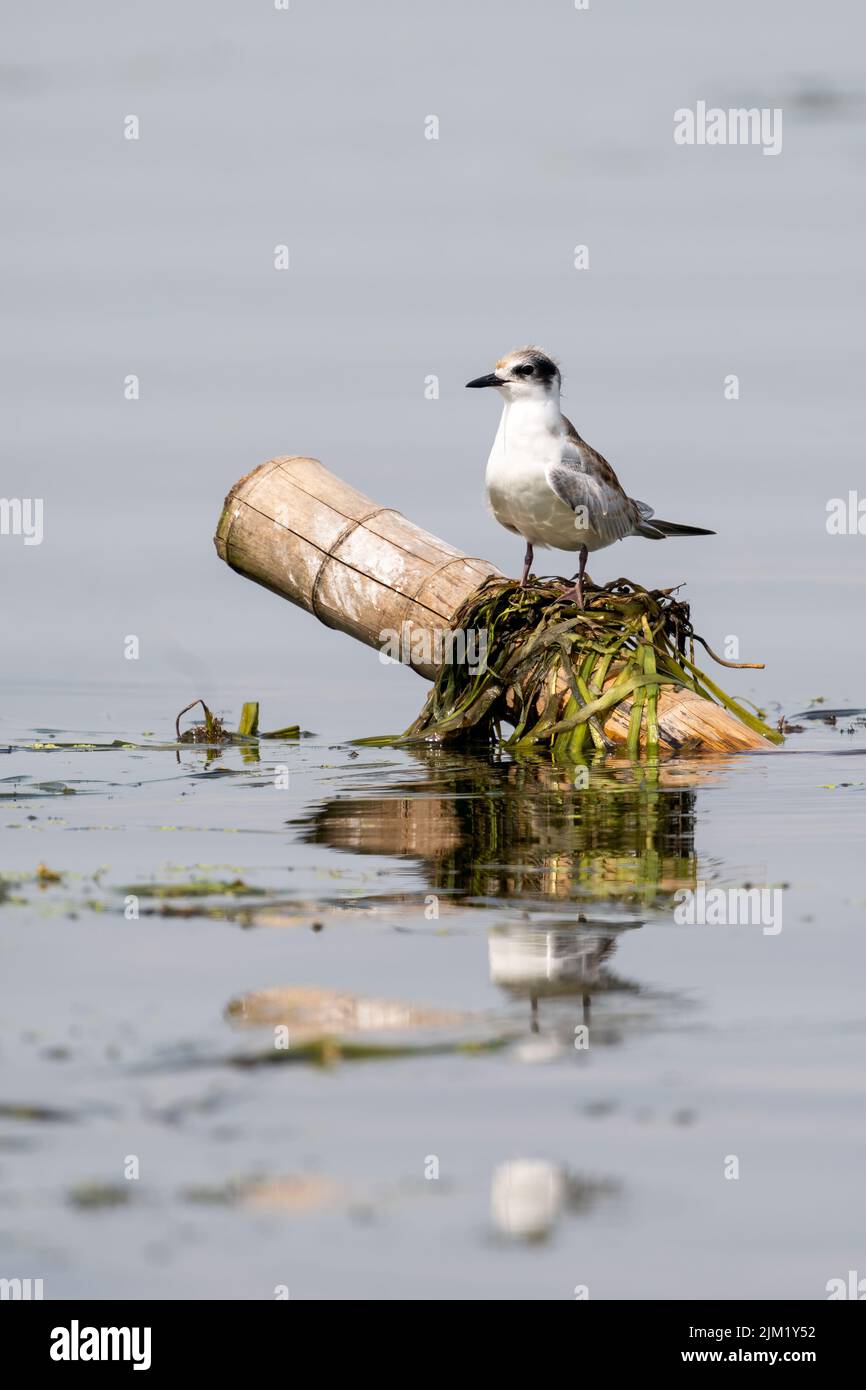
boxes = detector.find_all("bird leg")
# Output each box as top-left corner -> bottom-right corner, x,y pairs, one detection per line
520,541 -> 534,588
575,543 -> 589,608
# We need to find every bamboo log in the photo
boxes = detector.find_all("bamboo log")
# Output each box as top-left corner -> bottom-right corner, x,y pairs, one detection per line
214,456 -> 775,753
215,456 -> 498,681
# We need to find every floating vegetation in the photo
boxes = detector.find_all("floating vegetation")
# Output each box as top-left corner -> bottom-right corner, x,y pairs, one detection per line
792,707 -> 866,724
13,739 -> 148,753
396,576 -> 782,759
176,698 -> 300,745
237,701 -> 259,737
67,1181 -> 133,1210
123,877 -> 266,900
176,700 -> 230,744
0,778 -> 78,798
136,894 -> 388,926
0,1102 -> 74,1123
8,706 -> 300,759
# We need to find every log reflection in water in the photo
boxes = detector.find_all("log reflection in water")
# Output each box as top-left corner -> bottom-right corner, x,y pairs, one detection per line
295,747 -> 718,908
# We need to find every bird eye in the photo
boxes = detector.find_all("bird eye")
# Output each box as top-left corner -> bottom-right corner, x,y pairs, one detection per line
514,364 -> 533,377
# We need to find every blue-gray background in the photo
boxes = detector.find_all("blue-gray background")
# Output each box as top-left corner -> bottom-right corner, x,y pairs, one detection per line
3,0 -> 864,734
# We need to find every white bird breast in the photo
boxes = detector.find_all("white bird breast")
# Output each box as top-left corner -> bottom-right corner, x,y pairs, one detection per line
485,427 -> 612,553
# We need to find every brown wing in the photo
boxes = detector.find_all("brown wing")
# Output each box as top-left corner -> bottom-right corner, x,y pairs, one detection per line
558,416 -> 644,539
561,417 -> 630,502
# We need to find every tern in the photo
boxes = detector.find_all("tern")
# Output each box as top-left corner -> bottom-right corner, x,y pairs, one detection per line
467,346 -> 714,606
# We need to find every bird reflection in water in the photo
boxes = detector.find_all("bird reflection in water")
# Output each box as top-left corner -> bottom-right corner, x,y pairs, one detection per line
294,746 -> 728,1042
488,916 -> 640,1035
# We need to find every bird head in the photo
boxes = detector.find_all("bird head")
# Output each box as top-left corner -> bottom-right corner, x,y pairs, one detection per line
466,346 -> 561,401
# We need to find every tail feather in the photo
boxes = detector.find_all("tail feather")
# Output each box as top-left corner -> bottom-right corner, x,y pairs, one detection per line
637,518 -> 715,540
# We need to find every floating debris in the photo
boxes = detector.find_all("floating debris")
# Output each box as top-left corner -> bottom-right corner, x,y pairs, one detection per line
123,878 -> 266,900
237,701 -> 259,737
67,1181 -> 132,1210
176,700 -> 230,744
0,779 -> 78,798
491,1159 -> 565,1240
175,698 -> 300,745
792,707 -> 866,723
227,985 -> 465,1036
182,1173 -> 341,1213
13,739 -> 148,753
394,576 -> 781,759
778,717 -> 806,734
224,985 -> 513,1064
242,1175 -> 340,1213
0,1102 -> 75,1123
491,1160 -> 620,1241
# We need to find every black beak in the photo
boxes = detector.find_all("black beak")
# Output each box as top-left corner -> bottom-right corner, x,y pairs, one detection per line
465,373 -> 503,389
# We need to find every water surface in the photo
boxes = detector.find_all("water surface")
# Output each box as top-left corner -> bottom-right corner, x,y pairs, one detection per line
2,694 -> 864,1298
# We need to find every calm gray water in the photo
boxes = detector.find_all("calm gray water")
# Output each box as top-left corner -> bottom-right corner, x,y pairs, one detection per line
1,1 -> 865,1300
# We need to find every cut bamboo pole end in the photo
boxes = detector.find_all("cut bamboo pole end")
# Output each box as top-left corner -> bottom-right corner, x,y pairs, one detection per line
215,456 -> 500,680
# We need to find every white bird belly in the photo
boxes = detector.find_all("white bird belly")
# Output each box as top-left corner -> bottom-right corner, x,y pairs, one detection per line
486,444 -> 607,552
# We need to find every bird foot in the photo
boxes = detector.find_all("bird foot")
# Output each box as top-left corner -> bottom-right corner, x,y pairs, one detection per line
556,565 -> 595,610
557,580 -> 586,610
